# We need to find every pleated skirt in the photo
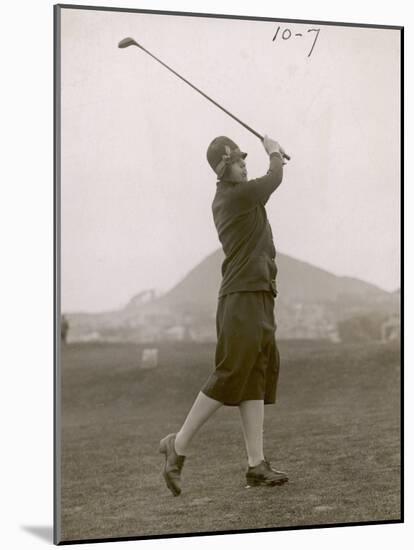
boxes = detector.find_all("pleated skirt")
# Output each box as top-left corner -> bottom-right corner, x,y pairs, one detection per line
201,290 -> 280,406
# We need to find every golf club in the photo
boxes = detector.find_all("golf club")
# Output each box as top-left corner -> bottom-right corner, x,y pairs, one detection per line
118,37 -> 291,161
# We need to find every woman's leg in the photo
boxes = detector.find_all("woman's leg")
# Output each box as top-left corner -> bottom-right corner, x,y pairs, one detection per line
174,391 -> 223,455
238,399 -> 265,467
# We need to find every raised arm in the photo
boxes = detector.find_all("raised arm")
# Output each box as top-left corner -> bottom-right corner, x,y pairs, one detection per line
235,136 -> 285,206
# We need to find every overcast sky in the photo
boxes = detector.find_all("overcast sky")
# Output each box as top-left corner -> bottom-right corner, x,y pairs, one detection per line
60,8 -> 401,313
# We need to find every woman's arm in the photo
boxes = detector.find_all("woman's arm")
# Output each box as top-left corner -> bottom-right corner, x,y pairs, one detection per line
233,150 -> 284,207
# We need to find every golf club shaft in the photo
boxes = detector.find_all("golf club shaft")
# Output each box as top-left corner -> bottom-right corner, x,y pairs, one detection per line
123,40 -> 291,161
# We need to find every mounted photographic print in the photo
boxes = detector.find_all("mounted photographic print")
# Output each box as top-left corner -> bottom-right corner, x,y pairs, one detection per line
54,3 -> 403,545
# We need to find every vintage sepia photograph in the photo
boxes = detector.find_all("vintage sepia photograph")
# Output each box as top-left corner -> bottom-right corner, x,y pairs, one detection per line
54,4 -> 402,545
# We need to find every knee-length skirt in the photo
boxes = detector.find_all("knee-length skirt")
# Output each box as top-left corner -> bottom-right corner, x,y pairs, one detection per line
201,290 -> 280,406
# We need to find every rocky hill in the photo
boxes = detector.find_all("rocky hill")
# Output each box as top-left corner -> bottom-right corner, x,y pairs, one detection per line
65,249 -> 400,343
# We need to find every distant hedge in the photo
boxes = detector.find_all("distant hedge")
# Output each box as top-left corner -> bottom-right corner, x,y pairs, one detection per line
337,312 -> 389,342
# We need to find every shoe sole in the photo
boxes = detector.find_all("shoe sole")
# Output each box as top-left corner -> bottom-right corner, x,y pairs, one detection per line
245,478 -> 288,488
159,439 -> 181,497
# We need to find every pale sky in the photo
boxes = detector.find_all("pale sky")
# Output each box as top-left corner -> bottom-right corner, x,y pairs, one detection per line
60,8 -> 401,313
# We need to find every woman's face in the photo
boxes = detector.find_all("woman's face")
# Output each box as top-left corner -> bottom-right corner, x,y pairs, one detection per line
228,158 -> 248,183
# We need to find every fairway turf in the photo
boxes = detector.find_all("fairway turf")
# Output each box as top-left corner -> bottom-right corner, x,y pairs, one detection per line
60,340 -> 401,542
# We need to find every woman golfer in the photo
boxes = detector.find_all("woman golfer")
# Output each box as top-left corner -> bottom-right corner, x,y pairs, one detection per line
159,134 -> 288,495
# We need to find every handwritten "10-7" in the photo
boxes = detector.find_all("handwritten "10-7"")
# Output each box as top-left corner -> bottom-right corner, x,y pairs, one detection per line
272,26 -> 321,58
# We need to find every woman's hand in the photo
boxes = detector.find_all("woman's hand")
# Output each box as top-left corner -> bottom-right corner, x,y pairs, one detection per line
262,135 -> 288,164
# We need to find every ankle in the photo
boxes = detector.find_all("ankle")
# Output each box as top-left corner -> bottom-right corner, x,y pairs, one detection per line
248,458 -> 264,468
174,433 -> 187,456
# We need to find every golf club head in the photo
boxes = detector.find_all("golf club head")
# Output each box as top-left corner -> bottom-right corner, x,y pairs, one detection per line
118,37 -> 139,49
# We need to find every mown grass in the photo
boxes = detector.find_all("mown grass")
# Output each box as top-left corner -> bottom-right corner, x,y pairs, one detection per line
60,339 -> 401,542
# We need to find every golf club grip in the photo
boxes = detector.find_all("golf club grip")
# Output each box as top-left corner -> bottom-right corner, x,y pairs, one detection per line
243,131 -> 291,162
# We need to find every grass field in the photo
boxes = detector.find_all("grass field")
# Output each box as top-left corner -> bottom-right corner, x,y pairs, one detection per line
60,339 -> 401,542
